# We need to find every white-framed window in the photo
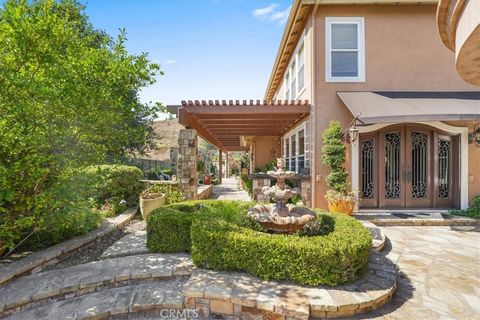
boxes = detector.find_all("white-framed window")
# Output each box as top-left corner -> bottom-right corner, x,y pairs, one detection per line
325,17 -> 365,82
290,60 -> 297,99
282,123 -> 308,174
283,33 -> 305,100
297,43 -> 305,92
285,72 -> 290,100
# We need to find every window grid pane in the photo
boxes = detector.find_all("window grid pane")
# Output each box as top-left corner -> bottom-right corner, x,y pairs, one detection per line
331,51 -> 358,77
331,24 -> 358,49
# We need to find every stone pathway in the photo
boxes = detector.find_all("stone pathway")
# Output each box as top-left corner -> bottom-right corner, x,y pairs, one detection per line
209,177 -> 251,201
101,231 -> 147,259
355,226 -> 480,319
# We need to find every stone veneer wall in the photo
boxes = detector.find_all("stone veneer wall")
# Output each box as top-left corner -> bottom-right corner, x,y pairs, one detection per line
177,129 -> 198,200
251,174 -> 312,207
169,147 -> 178,175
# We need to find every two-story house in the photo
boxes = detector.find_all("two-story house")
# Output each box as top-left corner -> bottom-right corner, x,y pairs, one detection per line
171,0 -> 480,211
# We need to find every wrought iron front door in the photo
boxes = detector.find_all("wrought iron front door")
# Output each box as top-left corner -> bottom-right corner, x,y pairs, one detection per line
362,125 -> 459,209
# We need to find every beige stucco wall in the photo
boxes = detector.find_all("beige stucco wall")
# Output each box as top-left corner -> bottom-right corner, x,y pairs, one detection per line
311,4 -> 479,209
252,136 -> 281,170
444,121 -> 480,203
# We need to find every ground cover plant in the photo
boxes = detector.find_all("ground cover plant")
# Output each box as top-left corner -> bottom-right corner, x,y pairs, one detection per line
450,195 -> 480,219
147,200 -> 371,286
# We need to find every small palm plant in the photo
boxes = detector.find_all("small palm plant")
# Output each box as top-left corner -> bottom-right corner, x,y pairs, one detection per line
321,121 -> 355,214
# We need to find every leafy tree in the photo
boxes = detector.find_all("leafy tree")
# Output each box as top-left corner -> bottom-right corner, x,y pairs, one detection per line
0,0 -> 163,249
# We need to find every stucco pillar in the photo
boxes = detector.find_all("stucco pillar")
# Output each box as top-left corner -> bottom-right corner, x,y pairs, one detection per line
218,150 -> 223,184
177,129 -> 198,200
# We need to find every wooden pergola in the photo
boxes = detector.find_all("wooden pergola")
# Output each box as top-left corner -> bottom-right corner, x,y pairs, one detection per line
169,100 -> 311,151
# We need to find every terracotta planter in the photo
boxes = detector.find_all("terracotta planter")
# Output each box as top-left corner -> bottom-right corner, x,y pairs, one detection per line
203,175 -> 212,185
139,193 -> 166,220
328,199 -> 355,215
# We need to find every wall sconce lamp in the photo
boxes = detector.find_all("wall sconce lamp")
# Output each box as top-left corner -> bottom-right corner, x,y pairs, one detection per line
342,113 -> 363,144
469,123 -> 480,147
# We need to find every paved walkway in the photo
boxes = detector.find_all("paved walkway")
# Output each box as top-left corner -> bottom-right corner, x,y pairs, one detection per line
209,176 -> 251,201
356,225 -> 480,319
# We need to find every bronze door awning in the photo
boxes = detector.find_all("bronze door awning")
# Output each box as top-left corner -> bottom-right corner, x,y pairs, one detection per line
168,100 -> 310,151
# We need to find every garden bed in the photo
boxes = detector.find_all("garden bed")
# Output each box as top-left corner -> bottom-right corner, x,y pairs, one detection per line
147,200 -> 372,286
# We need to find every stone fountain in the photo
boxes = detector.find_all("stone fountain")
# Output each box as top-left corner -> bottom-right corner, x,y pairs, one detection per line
248,158 -> 316,233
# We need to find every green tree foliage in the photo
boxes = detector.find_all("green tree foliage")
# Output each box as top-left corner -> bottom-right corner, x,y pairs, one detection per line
321,121 -> 349,194
0,0 -> 163,249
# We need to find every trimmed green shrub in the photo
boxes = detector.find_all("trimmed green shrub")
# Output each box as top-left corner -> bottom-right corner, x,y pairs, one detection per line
147,183 -> 185,205
147,200 -> 371,286
450,195 -> 480,219
191,212 -> 371,286
80,165 -> 143,205
146,200 -> 258,252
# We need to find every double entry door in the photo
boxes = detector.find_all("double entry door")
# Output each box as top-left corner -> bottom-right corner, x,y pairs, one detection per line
360,125 -> 459,209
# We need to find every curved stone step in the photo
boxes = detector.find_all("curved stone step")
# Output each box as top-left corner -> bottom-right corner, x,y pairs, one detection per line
184,252 -> 397,319
5,280 -> 186,320
0,253 -> 194,316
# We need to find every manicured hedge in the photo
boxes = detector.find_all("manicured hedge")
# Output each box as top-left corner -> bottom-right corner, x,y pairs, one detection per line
147,200 -> 371,286
146,200 -> 257,252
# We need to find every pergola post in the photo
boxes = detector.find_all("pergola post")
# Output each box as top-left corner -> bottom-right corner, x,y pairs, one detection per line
177,129 -> 198,200
218,149 -> 223,184
225,152 -> 229,178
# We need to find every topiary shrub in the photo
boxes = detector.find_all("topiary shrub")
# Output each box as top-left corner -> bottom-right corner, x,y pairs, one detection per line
147,200 -> 371,286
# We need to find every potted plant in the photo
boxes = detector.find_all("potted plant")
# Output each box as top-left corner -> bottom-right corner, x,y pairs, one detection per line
139,187 -> 166,220
321,121 -> 355,215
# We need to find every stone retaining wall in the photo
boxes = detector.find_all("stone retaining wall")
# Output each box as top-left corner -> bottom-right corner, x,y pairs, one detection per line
0,208 -> 136,286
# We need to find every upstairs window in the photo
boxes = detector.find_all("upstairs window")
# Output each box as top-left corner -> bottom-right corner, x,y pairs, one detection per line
285,72 -> 290,100
290,60 -> 297,99
326,17 -> 365,82
297,44 -> 305,92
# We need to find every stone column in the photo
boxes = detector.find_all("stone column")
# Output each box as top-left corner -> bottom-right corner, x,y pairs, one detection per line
218,150 -> 223,184
300,178 -> 312,208
169,147 -> 178,175
177,129 -> 198,200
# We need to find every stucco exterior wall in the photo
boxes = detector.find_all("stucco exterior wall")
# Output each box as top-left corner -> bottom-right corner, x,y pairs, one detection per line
445,121 -> 480,203
311,4 -> 478,208
252,136 -> 281,170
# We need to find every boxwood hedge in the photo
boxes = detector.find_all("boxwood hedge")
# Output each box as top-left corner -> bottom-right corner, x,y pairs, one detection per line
147,200 -> 371,286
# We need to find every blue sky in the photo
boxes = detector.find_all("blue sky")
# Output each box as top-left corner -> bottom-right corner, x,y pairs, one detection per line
81,0 -> 293,115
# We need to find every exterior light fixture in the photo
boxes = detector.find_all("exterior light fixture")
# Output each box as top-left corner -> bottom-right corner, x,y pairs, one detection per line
341,113 -> 363,144
348,126 -> 359,144
470,123 -> 480,147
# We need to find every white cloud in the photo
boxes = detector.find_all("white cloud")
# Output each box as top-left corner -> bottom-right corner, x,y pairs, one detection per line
252,4 -> 291,25
269,6 -> 291,25
252,4 -> 278,17
165,59 -> 176,65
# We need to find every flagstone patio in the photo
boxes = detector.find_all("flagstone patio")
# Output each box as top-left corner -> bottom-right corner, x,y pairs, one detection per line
0,211 -> 478,319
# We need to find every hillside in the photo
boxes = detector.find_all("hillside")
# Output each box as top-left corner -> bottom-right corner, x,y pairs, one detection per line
144,118 -> 184,160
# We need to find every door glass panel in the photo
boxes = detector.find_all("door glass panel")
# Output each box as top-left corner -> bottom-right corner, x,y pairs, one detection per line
361,139 -> 374,199
384,132 -> 401,199
438,139 -> 451,199
411,131 -> 428,199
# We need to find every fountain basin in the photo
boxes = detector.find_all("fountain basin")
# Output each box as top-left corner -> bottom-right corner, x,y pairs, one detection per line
248,204 -> 316,233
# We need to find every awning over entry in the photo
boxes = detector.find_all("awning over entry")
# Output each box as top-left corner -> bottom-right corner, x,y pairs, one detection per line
337,91 -> 480,124
168,100 -> 310,151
